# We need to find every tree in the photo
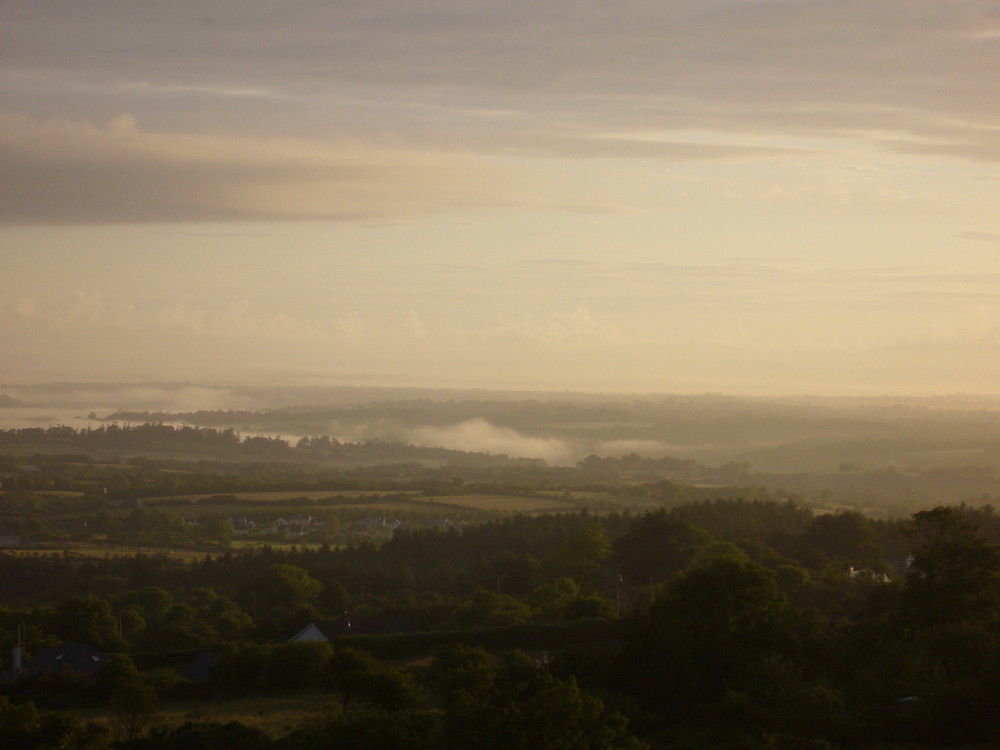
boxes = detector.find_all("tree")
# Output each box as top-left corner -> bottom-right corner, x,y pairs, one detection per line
899,506 -> 1000,743
130,721 -> 272,750
612,512 -> 710,584
155,603 -> 219,650
324,648 -> 419,711
445,588 -> 532,629
618,556 -> 788,707
257,564 -> 323,611
94,653 -> 143,700
109,678 -> 159,741
804,511 -> 882,567
253,564 -> 323,639
530,577 -> 581,622
122,586 -> 174,622
280,709 -> 436,750
545,522 -> 611,589
50,595 -> 125,652
0,696 -> 40,750
429,648 -> 646,750
199,511 -> 234,548
905,506 -> 1000,627
187,587 -> 253,642
683,540 -> 750,570
485,551 -> 541,598
264,642 -> 331,689
563,594 -> 614,620
101,655 -> 158,740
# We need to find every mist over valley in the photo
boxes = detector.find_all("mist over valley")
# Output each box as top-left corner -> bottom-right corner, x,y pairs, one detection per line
5,381 -> 1000,517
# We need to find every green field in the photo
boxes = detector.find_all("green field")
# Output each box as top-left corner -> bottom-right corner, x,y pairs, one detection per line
143,490 -> 423,503
421,493 -> 581,512
141,490 -> 604,515
4,543 -> 209,562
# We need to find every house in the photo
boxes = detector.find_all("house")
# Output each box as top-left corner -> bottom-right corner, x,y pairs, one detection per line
2,642 -> 107,681
848,566 -> 892,583
232,517 -> 256,535
268,515 -> 322,538
288,615 -> 417,643
433,518 -> 468,533
289,617 -> 354,642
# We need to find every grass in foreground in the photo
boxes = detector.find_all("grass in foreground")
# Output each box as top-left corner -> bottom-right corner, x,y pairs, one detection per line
84,690 -> 340,738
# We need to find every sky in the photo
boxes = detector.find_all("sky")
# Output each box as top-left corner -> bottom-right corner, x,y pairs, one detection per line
2,0 -> 1000,397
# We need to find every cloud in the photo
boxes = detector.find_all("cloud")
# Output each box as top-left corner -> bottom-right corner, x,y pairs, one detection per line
11,298 -> 37,318
1,383 -> 260,412
476,308 -> 621,345
407,418 -> 575,464
0,281 -> 436,371
884,326 -> 1000,353
388,309 -> 426,339
5,1 -> 1000,164
960,230 -> 1000,243
0,114 -> 512,223
152,299 -> 342,342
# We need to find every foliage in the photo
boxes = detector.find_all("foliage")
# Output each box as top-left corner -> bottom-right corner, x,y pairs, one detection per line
618,556 -> 789,708
0,696 -> 106,750
278,709 -> 437,750
612,511 -> 711,584
121,720 -> 272,750
0,488 -> 999,748
263,642 -> 332,690
100,656 -> 159,741
429,646 -> 647,750
323,647 -> 420,711
905,506 -> 1000,627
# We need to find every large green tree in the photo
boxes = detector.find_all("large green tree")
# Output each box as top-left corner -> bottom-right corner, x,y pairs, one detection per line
897,507 -> 1000,743
430,647 -> 645,750
905,506 -> 1000,627
612,511 -> 710,585
618,556 -> 789,708
253,564 -> 323,639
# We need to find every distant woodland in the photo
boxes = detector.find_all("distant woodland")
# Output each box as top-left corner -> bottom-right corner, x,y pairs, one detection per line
6,406 -> 1000,517
1,391 -> 999,748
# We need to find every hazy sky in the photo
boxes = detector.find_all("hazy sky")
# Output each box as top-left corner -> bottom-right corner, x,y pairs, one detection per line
3,1 -> 1000,396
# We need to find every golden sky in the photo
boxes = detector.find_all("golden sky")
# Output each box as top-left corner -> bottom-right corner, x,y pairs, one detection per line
2,1 -> 999,395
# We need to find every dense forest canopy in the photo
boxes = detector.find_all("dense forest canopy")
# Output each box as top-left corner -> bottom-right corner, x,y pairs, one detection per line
0,500 -> 998,749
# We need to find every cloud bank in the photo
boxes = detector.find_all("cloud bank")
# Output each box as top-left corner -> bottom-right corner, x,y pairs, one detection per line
4,1 -> 1000,224
0,114 -> 509,223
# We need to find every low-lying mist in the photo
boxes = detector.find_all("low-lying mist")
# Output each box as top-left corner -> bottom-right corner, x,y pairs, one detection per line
6,381 -> 1000,473
405,419 -> 577,465
315,417 -> 686,466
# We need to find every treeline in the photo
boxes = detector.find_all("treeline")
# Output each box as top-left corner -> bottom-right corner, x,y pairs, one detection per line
5,501 -> 997,634
0,423 -> 544,468
0,501 -> 998,748
105,400 -> 642,436
2,641 -> 646,750
0,451 -> 559,501
8,423 -> 1000,519
1,423 -> 743,485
